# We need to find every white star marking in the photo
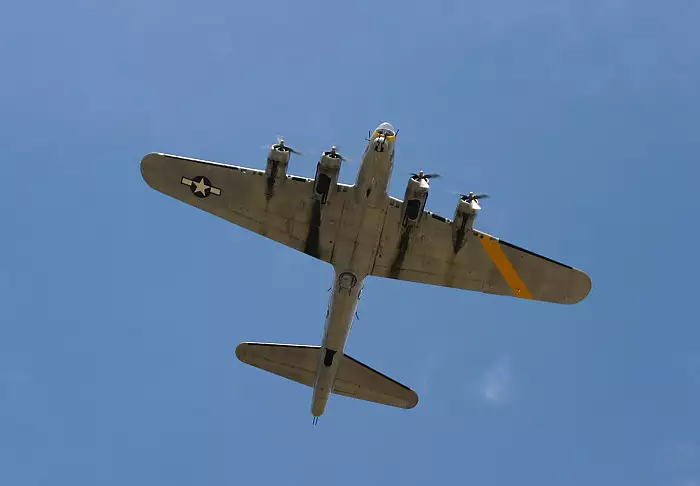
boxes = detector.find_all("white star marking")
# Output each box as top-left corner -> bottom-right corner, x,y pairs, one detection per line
192,178 -> 209,196
180,176 -> 221,196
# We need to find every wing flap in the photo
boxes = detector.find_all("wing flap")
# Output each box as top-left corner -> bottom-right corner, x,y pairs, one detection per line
334,354 -> 418,409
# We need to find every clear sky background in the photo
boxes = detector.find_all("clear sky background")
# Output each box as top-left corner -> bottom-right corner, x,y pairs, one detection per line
1,0 -> 699,485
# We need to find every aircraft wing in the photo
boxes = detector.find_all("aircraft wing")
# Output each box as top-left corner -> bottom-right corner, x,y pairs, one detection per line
370,197 -> 591,304
140,153 -> 344,263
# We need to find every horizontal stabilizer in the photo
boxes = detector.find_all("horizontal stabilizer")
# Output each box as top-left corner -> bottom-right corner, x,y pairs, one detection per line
334,354 -> 418,409
235,342 -> 418,409
235,342 -> 319,387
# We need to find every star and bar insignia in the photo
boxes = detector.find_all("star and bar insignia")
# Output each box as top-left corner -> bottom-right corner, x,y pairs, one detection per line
181,176 -> 222,198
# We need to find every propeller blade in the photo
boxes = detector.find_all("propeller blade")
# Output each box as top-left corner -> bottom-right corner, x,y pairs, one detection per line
333,146 -> 351,163
410,172 -> 441,180
324,146 -> 351,163
272,135 -> 303,155
461,193 -> 490,202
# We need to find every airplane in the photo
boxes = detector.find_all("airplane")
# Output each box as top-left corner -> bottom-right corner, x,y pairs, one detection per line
140,122 -> 591,422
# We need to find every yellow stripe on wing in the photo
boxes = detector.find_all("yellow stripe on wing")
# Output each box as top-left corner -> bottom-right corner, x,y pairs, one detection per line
479,236 -> 533,300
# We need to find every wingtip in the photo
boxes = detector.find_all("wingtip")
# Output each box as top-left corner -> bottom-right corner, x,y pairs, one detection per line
234,342 -> 248,362
406,392 -> 419,409
566,268 -> 592,304
402,388 -> 419,409
140,152 -> 164,167
140,152 -> 164,188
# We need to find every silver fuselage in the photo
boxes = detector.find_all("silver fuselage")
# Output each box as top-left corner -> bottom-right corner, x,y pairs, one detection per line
311,126 -> 396,417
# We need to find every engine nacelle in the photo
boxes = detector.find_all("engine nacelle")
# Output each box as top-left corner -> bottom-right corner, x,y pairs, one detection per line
452,196 -> 481,251
264,144 -> 291,198
453,197 -> 480,230
312,148 -> 343,204
400,175 -> 429,227
265,145 -> 291,180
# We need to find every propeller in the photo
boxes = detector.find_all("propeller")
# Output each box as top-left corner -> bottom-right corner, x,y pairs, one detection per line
460,192 -> 489,203
272,135 -> 303,155
411,170 -> 441,181
324,145 -> 351,163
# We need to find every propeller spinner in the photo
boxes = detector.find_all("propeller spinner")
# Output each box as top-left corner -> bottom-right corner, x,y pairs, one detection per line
410,170 -> 441,181
460,192 -> 489,203
324,145 -> 351,163
273,136 -> 302,155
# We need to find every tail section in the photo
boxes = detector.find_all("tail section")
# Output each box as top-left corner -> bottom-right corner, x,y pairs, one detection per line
235,342 -> 418,409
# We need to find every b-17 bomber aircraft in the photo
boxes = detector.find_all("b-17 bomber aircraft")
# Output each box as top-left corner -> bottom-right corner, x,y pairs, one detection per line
140,122 -> 591,422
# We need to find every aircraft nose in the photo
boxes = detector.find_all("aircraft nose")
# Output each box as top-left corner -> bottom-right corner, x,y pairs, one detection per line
373,122 -> 396,138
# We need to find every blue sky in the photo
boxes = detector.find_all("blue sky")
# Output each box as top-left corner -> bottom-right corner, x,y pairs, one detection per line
1,0 -> 699,484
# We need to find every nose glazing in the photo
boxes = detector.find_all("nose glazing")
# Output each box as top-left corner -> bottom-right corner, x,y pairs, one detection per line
374,122 -> 395,138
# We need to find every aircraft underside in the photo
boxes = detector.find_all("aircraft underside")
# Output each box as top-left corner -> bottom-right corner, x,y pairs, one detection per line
140,121 -> 591,421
